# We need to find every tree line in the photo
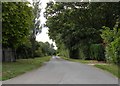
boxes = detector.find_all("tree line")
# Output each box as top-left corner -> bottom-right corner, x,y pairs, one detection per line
45,2 -> 120,64
2,2 -> 56,62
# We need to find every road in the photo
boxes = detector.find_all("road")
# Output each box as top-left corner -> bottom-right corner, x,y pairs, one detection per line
3,57 -> 118,84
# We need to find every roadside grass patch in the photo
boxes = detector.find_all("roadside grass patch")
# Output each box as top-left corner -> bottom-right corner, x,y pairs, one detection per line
94,64 -> 119,78
61,56 -> 98,64
2,56 -> 51,81
0,64 -> 2,81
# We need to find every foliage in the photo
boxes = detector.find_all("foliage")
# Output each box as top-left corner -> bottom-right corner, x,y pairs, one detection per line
30,0 -> 42,57
16,41 -> 32,59
32,0 -> 41,35
90,44 -> 105,61
101,26 -> 120,64
57,43 -> 69,58
45,2 -> 120,59
34,47 -> 44,57
2,2 -> 34,61
2,2 -> 53,61
79,44 -> 91,60
34,41 -> 56,57
16,41 -> 56,59
2,2 -> 34,49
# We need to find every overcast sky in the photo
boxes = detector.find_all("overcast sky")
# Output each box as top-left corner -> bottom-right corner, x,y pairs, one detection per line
28,0 -> 57,50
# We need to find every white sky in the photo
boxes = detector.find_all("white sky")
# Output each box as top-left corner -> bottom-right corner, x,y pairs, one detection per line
28,0 -> 57,50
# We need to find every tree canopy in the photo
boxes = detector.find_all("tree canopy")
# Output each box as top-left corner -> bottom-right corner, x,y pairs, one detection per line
2,2 -> 34,49
45,2 -> 120,59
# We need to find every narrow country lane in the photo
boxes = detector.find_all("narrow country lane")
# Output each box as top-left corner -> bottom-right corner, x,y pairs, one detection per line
3,57 -> 118,84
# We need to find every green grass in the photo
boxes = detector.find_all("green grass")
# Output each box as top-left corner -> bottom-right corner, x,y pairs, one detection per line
95,64 -> 119,78
61,56 -> 119,78
2,56 -> 51,81
61,56 -> 98,64
0,63 -> 2,81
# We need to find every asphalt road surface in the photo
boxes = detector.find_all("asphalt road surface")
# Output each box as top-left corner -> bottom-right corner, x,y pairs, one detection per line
3,57 -> 118,84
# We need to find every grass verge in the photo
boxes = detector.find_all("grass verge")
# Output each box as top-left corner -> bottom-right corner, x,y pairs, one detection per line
0,64 -> 2,81
61,56 -> 98,64
94,64 -> 119,78
2,56 -> 51,81
61,56 -> 119,78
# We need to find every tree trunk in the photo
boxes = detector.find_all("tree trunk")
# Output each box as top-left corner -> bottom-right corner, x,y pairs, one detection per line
12,48 -> 16,62
30,35 -> 36,59
2,49 -> 5,62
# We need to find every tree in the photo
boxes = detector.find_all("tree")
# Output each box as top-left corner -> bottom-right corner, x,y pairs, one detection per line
2,2 -> 34,61
45,2 -> 119,59
32,0 -> 42,36
34,41 -> 56,57
30,0 -> 42,58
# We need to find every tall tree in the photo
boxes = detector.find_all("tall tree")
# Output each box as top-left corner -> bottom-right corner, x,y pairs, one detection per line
45,2 -> 119,59
2,2 -> 34,61
30,0 -> 41,58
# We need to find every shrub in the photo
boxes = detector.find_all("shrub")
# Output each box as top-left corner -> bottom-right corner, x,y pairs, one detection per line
101,27 -> 120,64
90,44 -> 105,61
79,45 -> 91,60
34,48 -> 44,57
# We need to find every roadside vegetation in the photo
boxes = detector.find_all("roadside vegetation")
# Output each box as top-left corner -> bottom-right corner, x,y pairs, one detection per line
0,64 -> 2,80
2,2 -> 55,80
2,1 -> 120,81
2,2 -> 56,62
95,64 -> 119,78
2,56 -> 51,80
45,2 -> 120,64
61,56 -> 99,64
2,2 -> 55,81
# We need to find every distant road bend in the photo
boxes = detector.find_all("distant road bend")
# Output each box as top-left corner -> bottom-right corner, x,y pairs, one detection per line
3,56 -> 118,84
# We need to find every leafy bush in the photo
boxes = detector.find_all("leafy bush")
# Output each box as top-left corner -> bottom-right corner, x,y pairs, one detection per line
79,45 -> 91,60
16,44 -> 32,59
34,47 -> 44,57
101,26 -> 120,64
58,48 -> 69,58
79,47 -> 86,60
90,44 -> 105,61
